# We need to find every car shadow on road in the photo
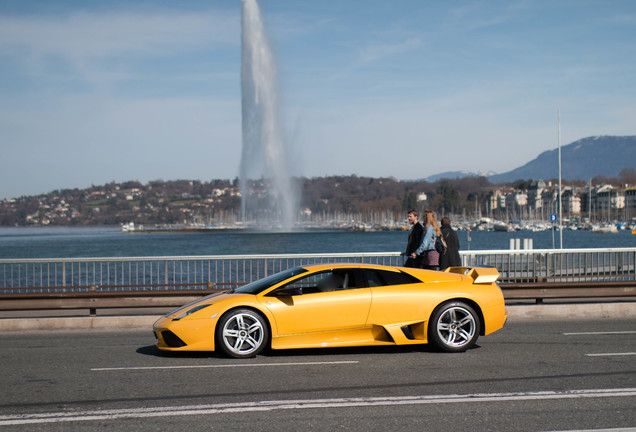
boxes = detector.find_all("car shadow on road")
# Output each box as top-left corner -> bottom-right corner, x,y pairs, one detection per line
136,343 -> 482,359
135,345 -> 225,359
262,343 -> 481,358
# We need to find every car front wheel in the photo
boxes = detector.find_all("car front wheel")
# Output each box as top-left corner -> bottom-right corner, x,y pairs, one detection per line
216,309 -> 269,358
429,301 -> 480,352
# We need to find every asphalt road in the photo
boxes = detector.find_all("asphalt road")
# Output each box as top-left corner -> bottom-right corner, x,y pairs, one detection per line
0,319 -> 635,431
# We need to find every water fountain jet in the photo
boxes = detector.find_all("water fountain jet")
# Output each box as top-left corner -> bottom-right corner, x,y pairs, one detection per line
239,0 -> 297,230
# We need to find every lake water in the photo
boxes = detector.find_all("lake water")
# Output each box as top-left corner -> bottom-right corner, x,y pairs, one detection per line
0,227 -> 634,259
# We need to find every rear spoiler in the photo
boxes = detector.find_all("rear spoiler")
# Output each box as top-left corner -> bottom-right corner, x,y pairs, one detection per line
444,266 -> 499,284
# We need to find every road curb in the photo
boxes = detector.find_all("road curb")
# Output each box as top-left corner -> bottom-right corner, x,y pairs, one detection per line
505,302 -> 636,321
0,315 -> 159,332
0,303 -> 635,332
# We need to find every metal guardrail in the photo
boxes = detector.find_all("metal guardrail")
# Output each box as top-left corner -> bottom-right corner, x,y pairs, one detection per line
461,247 -> 636,283
0,248 -> 634,314
0,253 -> 404,294
2,248 -> 634,293
500,280 -> 636,303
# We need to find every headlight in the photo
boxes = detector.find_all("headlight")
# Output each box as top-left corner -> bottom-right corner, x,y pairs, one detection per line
173,303 -> 212,321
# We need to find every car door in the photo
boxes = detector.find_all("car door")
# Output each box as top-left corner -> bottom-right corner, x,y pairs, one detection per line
261,268 -> 372,336
363,268 -> 430,325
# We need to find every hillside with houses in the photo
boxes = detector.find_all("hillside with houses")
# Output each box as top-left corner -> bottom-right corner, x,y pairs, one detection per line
1,172 -> 634,229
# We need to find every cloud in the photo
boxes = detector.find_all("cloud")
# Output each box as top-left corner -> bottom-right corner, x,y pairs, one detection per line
358,37 -> 423,63
606,12 -> 636,25
0,10 -> 238,60
0,9 -> 240,93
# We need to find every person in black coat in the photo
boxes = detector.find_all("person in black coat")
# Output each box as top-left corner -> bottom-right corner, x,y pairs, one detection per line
404,210 -> 424,268
439,217 -> 461,270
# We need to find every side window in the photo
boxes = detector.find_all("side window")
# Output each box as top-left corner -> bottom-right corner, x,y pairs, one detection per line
379,270 -> 420,286
363,269 -> 384,287
270,269 -> 358,296
363,269 -> 421,287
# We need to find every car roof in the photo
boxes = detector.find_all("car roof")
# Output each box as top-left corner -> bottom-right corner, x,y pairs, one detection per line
299,263 -> 402,272
297,263 -> 466,283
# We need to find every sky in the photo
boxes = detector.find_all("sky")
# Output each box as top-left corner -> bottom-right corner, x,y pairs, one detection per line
1,0 -> 635,200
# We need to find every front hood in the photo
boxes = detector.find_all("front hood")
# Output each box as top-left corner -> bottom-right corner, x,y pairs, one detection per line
164,291 -> 231,319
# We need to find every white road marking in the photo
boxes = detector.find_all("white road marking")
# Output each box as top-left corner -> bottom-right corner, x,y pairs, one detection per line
563,331 -> 636,336
1,388 -> 635,426
545,428 -> 636,432
586,352 -> 636,357
563,330 -> 636,357
91,360 -> 358,371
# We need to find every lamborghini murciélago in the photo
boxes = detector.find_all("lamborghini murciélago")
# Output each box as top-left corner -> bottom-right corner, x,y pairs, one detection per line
153,264 -> 507,358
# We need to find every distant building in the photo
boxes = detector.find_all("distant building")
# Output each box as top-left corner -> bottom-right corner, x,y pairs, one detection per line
541,189 -> 558,216
624,187 -> 636,221
506,192 -> 527,208
596,185 -> 624,210
525,181 -> 547,219
562,188 -> 581,216
594,185 -> 625,221
488,190 -> 506,211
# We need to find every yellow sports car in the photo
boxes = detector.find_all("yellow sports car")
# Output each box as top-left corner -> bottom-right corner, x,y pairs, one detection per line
153,264 -> 507,358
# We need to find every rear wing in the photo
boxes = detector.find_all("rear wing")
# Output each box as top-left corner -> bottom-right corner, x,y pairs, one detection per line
444,266 -> 499,284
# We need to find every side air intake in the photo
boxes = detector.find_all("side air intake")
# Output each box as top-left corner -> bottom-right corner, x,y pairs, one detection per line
162,330 -> 187,347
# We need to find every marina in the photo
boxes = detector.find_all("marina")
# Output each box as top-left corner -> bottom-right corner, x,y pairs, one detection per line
120,217 -> 635,235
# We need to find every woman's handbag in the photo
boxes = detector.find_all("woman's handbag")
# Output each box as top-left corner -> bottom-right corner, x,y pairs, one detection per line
434,235 -> 447,255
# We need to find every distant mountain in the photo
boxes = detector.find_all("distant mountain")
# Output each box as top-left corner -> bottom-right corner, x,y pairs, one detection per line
425,170 -> 497,182
487,135 -> 635,183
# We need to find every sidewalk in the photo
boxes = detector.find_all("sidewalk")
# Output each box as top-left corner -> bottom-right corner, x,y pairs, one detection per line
1,302 -> 635,332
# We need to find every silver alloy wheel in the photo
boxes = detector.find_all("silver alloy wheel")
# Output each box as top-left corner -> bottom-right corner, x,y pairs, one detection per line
435,305 -> 477,348
221,311 -> 265,357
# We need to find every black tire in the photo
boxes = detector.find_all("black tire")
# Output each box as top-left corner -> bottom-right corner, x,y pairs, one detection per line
216,309 -> 269,358
428,301 -> 480,352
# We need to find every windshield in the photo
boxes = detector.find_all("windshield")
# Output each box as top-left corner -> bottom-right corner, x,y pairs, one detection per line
234,267 -> 308,295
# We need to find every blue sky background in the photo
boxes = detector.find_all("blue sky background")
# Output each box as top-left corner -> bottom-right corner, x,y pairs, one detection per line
1,0 -> 634,199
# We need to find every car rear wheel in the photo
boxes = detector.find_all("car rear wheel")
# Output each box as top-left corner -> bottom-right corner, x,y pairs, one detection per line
429,301 -> 480,352
216,309 -> 269,358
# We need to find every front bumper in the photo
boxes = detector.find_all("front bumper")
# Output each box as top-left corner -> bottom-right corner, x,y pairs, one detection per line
153,316 -> 216,352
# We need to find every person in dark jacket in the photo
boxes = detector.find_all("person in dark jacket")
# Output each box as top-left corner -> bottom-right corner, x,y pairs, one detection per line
404,210 -> 424,268
439,217 -> 461,270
